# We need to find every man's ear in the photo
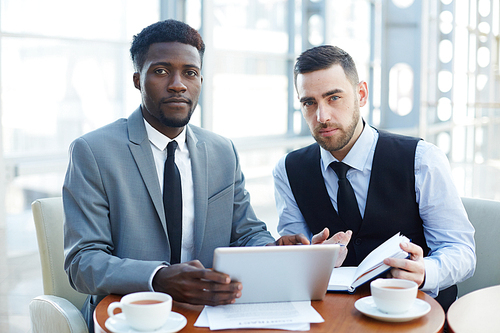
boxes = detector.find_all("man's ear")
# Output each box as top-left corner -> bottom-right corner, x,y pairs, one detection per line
133,72 -> 141,90
357,81 -> 369,107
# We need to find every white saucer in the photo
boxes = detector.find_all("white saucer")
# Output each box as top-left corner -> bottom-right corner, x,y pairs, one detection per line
355,296 -> 431,322
105,311 -> 187,333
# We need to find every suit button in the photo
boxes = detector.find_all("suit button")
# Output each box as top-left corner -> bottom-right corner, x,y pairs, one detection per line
355,238 -> 362,245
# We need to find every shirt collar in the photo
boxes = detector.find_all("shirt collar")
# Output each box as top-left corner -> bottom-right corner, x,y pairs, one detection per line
320,121 -> 376,172
143,119 -> 187,152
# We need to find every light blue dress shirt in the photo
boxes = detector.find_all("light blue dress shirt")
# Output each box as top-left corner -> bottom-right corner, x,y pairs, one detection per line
273,125 -> 476,297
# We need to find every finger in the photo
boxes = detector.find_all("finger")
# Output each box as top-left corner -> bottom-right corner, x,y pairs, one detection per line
389,267 -> 408,279
400,241 -> 423,260
201,281 -> 242,294
185,260 -> 205,269
388,266 -> 423,286
184,288 -> 241,306
323,230 -> 352,245
331,230 -> 352,245
387,260 -> 425,287
171,264 -> 232,285
334,246 -> 348,267
276,234 -> 310,245
199,288 -> 242,306
189,280 -> 243,306
312,228 -> 329,244
294,233 -> 310,245
384,257 -> 414,272
199,269 -> 232,284
383,256 -> 425,283
344,230 -> 353,243
387,268 -> 416,280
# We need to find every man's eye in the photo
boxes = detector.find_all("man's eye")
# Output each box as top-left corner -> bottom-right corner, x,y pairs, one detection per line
330,96 -> 340,101
155,68 -> 167,75
186,70 -> 198,77
303,101 -> 315,107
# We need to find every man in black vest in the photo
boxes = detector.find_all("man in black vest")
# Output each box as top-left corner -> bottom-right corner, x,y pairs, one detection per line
273,45 -> 475,312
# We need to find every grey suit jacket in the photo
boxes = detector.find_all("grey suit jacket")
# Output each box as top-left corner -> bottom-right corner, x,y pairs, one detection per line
63,107 -> 274,322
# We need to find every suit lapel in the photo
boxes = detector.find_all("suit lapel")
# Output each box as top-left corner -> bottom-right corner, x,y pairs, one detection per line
186,125 -> 208,258
127,107 -> 166,232
126,115 -> 209,255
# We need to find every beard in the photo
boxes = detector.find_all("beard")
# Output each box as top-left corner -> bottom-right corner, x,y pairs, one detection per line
158,107 -> 194,128
154,96 -> 196,128
312,102 -> 361,153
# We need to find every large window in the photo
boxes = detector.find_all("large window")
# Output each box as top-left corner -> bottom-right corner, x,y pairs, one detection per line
1,0 -> 499,261
0,0 -> 159,270
210,0 -> 290,138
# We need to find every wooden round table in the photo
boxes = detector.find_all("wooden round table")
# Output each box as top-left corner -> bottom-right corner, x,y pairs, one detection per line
447,284 -> 500,333
95,285 -> 445,333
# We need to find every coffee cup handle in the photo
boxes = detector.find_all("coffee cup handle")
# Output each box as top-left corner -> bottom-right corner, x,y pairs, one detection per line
107,302 -> 123,320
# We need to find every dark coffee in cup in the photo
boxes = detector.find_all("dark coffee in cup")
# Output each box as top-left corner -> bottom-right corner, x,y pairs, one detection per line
131,300 -> 164,305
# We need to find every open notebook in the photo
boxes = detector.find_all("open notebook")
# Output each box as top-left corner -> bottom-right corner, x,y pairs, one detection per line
328,233 -> 410,292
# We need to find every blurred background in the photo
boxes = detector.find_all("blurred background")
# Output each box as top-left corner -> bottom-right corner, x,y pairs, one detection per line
0,0 -> 499,331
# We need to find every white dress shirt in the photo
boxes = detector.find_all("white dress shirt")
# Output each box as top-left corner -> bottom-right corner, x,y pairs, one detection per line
273,125 -> 476,297
144,120 -> 196,263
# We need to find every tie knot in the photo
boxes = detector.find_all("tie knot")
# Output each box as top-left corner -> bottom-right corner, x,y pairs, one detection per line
330,161 -> 351,179
167,140 -> 178,157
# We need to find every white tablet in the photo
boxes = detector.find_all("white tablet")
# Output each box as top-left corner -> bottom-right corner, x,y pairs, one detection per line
213,244 -> 340,304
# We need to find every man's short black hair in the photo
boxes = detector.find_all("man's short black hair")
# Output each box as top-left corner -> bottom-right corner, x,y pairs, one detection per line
130,19 -> 205,71
294,45 -> 359,88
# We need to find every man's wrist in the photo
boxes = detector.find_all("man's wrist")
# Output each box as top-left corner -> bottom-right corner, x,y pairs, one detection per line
150,265 -> 169,291
419,273 -> 426,289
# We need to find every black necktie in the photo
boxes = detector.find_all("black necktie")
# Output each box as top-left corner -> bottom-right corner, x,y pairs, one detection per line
163,141 -> 182,264
330,161 -> 362,232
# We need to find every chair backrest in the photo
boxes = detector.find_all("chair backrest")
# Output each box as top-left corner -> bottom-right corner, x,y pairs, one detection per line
32,197 -> 87,310
458,197 -> 500,297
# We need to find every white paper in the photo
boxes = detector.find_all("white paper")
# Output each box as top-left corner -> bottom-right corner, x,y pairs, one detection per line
194,309 -> 310,331
355,233 -> 409,279
194,301 -> 323,330
328,266 -> 357,289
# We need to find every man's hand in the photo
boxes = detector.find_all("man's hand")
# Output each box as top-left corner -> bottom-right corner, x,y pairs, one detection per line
152,260 -> 242,306
383,241 -> 426,287
269,233 -> 310,246
311,228 -> 352,267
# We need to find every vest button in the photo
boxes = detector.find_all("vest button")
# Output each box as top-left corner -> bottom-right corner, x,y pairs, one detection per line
355,238 -> 362,245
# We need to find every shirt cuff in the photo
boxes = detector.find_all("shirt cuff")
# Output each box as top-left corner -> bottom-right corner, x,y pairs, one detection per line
149,265 -> 169,291
420,258 -> 439,297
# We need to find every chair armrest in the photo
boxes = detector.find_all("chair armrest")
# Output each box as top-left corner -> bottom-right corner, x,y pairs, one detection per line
29,295 -> 88,333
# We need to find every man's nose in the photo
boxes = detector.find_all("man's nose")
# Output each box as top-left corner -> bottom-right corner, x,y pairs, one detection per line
316,103 -> 331,123
167,72 -> 187,92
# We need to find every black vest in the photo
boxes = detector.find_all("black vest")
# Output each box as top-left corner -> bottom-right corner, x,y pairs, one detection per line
285,129 -> 430,266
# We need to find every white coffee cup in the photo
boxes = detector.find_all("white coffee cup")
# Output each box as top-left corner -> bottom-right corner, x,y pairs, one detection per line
370,278 -> 418,314
107,291 -> 172,331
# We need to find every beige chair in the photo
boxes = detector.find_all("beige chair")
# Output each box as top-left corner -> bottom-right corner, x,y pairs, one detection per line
29,197 -> 89,333
458,197 -> 500,297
